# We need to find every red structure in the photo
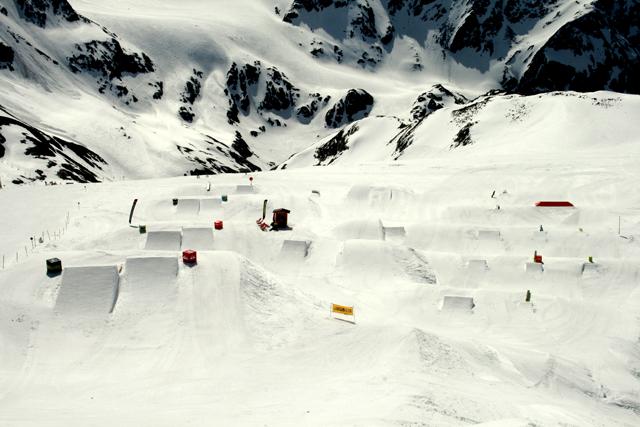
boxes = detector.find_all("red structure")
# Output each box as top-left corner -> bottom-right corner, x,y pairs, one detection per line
182,249 -> 197,264
535,201 -> 574,207
533,251 -> 543,264
214,220 -> 224,230
272,208 -> 290,230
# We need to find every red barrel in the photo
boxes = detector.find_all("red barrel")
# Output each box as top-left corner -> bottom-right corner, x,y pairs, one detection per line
182,249 -> 197,264
214,220 -> 224,230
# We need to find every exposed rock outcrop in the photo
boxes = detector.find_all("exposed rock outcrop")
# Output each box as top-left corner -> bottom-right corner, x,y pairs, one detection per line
324,89 -> 373,128
0,108 -> 107,183
14,0 -> 86,28
178,69 -> 203,123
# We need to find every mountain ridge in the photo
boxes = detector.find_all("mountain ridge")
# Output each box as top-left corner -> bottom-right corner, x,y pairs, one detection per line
0,0 -> 638,184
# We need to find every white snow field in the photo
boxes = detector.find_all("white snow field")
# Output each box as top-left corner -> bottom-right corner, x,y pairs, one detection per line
2,138 -> 640,426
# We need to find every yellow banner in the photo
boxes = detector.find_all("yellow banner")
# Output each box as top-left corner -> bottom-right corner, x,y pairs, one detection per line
332,304 -> 354,316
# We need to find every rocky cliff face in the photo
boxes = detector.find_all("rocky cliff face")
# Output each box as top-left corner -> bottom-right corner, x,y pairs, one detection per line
507,0 -> 640,94
68,38 -> 155,103
325,89 -> 374,128
14,0 -> 86,28
0,41 -> 13,70
282,0 -> 640,95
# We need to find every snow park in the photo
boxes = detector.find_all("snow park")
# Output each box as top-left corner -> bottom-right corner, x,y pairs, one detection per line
1,1 -> 640,426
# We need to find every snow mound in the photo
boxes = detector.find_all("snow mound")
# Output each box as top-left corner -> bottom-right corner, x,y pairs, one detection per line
338,240 -> 436,284
280,240 -> 310,258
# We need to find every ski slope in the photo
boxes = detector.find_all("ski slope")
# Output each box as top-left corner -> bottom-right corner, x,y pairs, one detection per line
1,134 -> 640,426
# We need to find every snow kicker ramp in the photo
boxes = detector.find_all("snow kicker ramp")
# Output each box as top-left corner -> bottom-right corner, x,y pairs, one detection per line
121,257 -> 179,308
200,198 -> 222,215
440,296 -> 475,312
55,266 -> 120,316
182,227 -> 214,250
145,230 -> 182,251
176,198 -> 200,217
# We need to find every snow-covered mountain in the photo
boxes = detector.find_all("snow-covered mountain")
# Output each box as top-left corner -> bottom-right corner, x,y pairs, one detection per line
0,0 -> 639,184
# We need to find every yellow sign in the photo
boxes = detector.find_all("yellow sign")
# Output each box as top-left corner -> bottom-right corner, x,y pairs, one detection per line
332,304 -> 354,316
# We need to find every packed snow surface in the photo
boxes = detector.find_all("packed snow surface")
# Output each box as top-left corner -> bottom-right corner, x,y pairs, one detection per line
1,134 -> 640,425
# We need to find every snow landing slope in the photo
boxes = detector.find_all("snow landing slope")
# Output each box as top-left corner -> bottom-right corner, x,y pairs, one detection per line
1,0 -> 639,184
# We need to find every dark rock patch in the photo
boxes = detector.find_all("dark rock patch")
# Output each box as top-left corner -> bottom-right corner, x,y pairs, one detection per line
178,107 -> 195,123
296,93 -> 326,124
68,38 -> 154,80
0,42 -> 15,71
225,61 -> 261,124
14,0 -> 88,27
178,69 -> 203,123
149,81 -> 164,100
451,122 -> 476,149
231,131 -> 253,159
258,67 -> 299,112
314,124 -> 359,165
68,38 -> 154,101
325,89 -> 373,128
411,84 -> 467,121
